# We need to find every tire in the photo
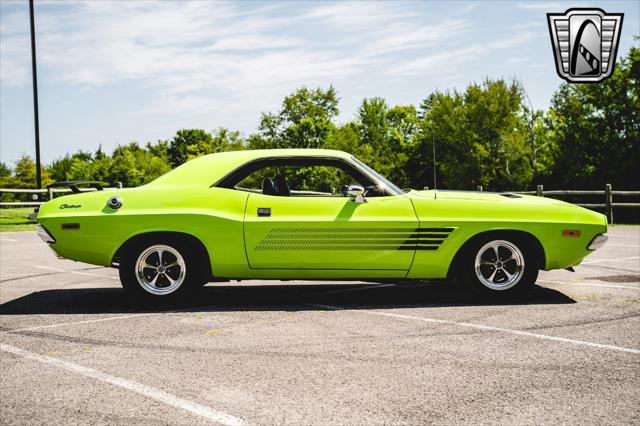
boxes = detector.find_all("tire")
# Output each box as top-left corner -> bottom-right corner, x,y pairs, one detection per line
455,235 -> 539,300
119,236 -> 207,301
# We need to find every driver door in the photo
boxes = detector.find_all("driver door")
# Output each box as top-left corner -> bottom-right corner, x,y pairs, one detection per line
240,161 -> 418,271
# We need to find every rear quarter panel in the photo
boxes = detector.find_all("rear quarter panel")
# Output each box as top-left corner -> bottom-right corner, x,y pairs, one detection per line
37,186 -> 249,277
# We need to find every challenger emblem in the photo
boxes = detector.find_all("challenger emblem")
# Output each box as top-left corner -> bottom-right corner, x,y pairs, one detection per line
547,8 -> 623,83
59,204 -> 81,209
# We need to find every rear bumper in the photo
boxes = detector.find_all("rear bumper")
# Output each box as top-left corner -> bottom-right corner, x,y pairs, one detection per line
36,225 -> 55,244
36,225 -> 65,259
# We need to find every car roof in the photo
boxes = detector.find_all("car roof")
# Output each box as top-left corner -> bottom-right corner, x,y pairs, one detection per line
147,149 -> 352,187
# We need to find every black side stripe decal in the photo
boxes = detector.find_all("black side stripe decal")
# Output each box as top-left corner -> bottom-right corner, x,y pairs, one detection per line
254,227 -> 456,251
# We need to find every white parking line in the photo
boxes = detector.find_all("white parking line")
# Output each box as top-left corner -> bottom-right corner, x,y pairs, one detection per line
538,279 -> 639,290
0,343 -> 244,425
581,256 -> 640,265
33,265 -> 118,279
308,304 -> 640,355
2,313 -> 155,334
0,238 -> 18,242
605,244 -> 640,248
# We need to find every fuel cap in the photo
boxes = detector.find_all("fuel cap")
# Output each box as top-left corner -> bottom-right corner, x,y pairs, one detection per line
107,196 -> 123,209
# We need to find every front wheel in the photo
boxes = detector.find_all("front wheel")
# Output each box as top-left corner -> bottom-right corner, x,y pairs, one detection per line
119,238 -> 206,300
457,236 -> 539,299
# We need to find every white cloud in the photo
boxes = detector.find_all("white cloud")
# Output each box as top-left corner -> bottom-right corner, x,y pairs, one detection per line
365,19 -> 471,55
304,1 -> 417,28
487,31 -> 537,49
0,0 -> 535,144
385,47 -> 478,77
515,2 -> 566,11
0,5 -> 30,87
385,31 -> 538,76
512,21 -> 545,30
1,0 -> 476,124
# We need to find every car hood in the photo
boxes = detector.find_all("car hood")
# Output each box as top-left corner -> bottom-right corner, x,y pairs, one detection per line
408,189 -> 608,227
409,189 -> 568,206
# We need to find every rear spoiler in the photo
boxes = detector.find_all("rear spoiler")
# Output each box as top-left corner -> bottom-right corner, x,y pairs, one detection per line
47,180 -> 109,194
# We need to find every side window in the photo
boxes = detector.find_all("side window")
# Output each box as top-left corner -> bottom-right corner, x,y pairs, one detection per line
236,164 -> 362,196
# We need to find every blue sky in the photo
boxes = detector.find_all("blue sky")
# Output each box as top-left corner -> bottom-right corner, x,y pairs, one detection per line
1,0 -> 638,164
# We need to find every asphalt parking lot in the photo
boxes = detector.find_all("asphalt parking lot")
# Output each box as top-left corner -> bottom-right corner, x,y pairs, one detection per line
1,228 -> 639,425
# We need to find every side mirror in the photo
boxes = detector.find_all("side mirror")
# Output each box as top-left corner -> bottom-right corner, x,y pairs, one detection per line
346,185 -> 367,203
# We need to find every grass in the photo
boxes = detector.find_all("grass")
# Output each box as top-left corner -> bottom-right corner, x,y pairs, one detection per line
0,207 -> 38,232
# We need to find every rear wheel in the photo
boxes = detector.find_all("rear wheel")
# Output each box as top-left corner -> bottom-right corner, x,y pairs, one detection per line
119,237 -> 206,301
457,236 -> 538,299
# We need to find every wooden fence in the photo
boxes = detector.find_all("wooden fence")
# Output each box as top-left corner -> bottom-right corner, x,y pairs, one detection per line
2,182 -> 639,224
0,182 -> 123,207
475,183 -> 640,224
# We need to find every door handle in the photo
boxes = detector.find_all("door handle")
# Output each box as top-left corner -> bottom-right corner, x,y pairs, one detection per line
257,207 -> 271,217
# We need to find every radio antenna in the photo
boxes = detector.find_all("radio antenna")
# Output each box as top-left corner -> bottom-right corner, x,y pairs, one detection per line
432,126 -> 437,199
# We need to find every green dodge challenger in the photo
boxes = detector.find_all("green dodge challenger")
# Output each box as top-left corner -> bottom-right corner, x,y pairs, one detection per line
37,149 -> 608,300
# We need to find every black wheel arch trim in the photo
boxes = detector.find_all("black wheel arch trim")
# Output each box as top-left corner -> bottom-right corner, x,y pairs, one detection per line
112,231 -> 213,278
446,229 -> 546,280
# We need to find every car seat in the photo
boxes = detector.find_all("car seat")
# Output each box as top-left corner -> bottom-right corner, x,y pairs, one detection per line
262,178 -> 276,195
274,175 -> 291,196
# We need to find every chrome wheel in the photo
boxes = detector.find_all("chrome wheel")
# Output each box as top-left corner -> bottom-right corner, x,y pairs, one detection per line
474,240 -> 524,291
135,244 -> 186,295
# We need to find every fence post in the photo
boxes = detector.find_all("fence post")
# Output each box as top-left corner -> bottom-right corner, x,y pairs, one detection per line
536,184 -> 543,197
477,185 -> 483,191
117,181 -> 123,189
605,183 -> 613,224
48,187 -> 53,200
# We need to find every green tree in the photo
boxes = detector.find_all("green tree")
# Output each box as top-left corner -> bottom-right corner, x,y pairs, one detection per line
185,128 -> 245,160
410,79 -> 532,190
323,122 -> 363,156
246,134 -> 275,150
108,143 -> 170,187
259,86 -> 339,148
91,146 -> 115,183
146,140 -> 170,164
0,162 -> 11,178
357,99 -> 417,187
0,162 -> 16,198
168,129 -> 214,167
14,155 -> 39,187
410,91 -> 466,189
545,46 -> 639,189
519,86 -> 556,179
48,155 -> 74,182
463,79 -> 532,189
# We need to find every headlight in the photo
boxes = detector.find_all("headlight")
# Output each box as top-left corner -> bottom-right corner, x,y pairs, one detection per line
36,225 -> 56,244
587,233 -> 608,250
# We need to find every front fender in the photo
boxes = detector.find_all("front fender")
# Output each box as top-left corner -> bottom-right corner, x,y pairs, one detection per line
406,195 -> 607,278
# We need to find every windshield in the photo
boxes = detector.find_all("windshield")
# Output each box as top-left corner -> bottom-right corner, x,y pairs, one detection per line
351,157 -> 403,195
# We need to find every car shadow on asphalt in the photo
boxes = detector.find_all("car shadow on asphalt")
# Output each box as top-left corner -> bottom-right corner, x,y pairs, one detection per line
0,282 -> 575,316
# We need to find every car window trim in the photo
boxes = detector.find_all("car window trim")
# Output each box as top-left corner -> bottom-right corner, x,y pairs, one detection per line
212,156 -> 396,196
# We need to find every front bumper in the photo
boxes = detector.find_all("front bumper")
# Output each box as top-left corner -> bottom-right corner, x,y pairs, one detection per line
587,233 -> 608,250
